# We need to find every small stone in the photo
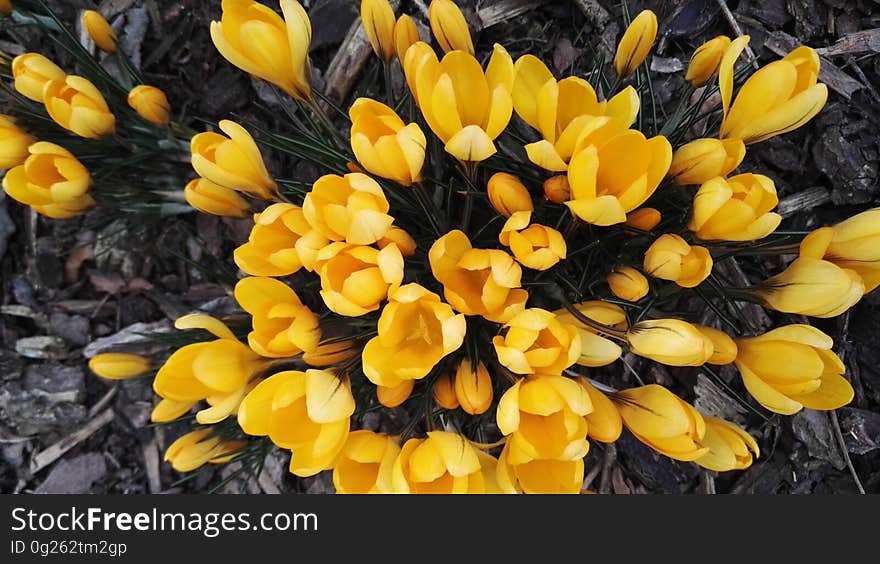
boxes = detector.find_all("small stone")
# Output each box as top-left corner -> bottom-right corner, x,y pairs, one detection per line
791,409 -> 846,470
0,384 -> 87,436
1,442 -> 27,467
15,336 -> 68,360
838,407 -> 880,455
35,453 -> 107,494
23,363 -> 85,404
48,313 -> 91,347
0,350 -> 25,383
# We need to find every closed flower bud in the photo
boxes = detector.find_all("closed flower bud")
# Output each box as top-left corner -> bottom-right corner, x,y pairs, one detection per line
184,178 -> 251,218
695,416 -> 759,471
0,115 -> 35,170
543,175 -> 570,203
493,309 -> 581,375
689,173 -> 781,241
303,339 -> 359,367
433,373 -> 460,409
303,172 -> 393,245
454,359 -> 493,415
754,257 -> 863,318
393,14 -> 420,62
626,207 -> 661,231
627,318 -> 714,366
361,0 -> 396,61
349,97 -> 425,186
3,142 -> 94,219
377,380 -> 414,407
799,209 -> 880,292
82,10 -> 117,53
378,226 -> 417,256
695,325 -> 737,365
613,10 -> 658,78
614,384 -> 709,461
643,233 -> 713,288
578,378 -> 623,443
88,353 -> 152,380
164,429 -> 246,472
392,431 -> 494,493
191,119 -> 278,201
127,85 -> 171,126
234,276 -> 320,357
211,0 -> 312,100
669,138 -> 746,186
488,173 -> 533,217
607,266 -> 649,302
43,76 -> 116,139
553,301 -> 626,367
332,430 -> 400,493
314,242 -> 403,317
499,211 -> 566,271
11,53 -> 66,102
234,203 -> 328,276
685,35 -> 731,87
428,0 -> 473,55
495,442 -> 585,494
735,325 -> 853,415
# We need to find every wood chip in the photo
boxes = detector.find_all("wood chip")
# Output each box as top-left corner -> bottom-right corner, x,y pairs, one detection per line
817,28 -> 880,58
29,409 -> 115,474
142,439 -> 162,494
476,0 -> 543,30
777,186 -> 832,218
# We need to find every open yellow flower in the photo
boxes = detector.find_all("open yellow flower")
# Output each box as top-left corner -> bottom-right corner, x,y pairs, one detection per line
799,209 -> 880,292
578,378 -> 623,443
391,431 -> 495,493
393,14 -> 420,62
499,211 -> 566,271
404,41 -> 513,162
487,172 -> 533,217
43,76 -> 116,139
614,384 -> 709,461
164,429 -> 246,472
607,266 -> 649,302
735,325 -> 853,415
88,353 -> 152,380
454,359 -> 493,415
302,172 -> 394,245
238,369 -> 355,476
695,416 -> 759,472
695,325 -> 738,365
553,301 -> 626,367
685,35 -> 731,87
184,178 -> 251,218
128,85 -> 171,126
349,98 -> 425,186
361,0 -> 396,61
362,283 -> 466,388
332,430 -> 400,493
427,0 -> 473,55
314,242 -> 403,316
720,37 -> 827,144
626,319 -> 714,366
234,203 -> 328,276
12,53 -> 66,102
0,115 -> 35,170
613,9 -> 658,78
643,233 -> 713,288
2,142 -> 94,219
495,442 -> 584,494
210,0 -> 312,100
669,138 -> 745,186
754,257 -> 864,318
429,230 -> 528,323
493,309 -> 581,376
234,276 -> 320,358
191,119 -> 278,200
82,10 -> 117,53
689,174 -> 781,241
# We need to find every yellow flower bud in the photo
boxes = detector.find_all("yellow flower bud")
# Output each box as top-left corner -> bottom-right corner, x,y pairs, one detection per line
0,115 -> 35,170
164,429 -> 246,472
302,339 -> 359,367
493,309 -> 581,376
625,207 -> 661,231
303,172 -> 393,245
88,353 -> 152,380
378,226 -> 417,256
234,276 -> 321,357
613,9 -> 658,78
454,359 -> 493,415
210,0 -> 312,100
689,173 -> 781,242
234,203 -> 328,276
82,10 -> 117,53
43,76 -> 116,139
377,380 -> 414,408
685,35 -> 731,87
3,142 -> 94,219
361,0 -> 396,61
695,325 -> 738,365
332,430 -> 400,493
643,234 -> 712,288
496,441 -> 585,494
191,119 -> 278,201
799,209 -> 880,293
755,257 -> 864,318
553,301 -> 626,367
669,138 -> 746,186
393,14 -> 420,62
578,378 -> 623,443
150,398 -> 196,423
607,266 -> 649,302
314,242 -> 404,317
1,0 -> 12,16
391,431 -> 494,493
127,85 -> 170,126
433,373 -> 460,409
499,211 -> 566,271
695,416 -> 759,471
349,97 -> 426,185
543,175 -> 570,203
428,0 -> 473,55
626,319 -> 714,366
184,178 -> 251,218
11,53 -> 66,102
735,325 -> 853,414
488,173 -> 533,217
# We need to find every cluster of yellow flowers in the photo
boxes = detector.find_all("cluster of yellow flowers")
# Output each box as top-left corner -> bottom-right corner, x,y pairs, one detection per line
4,1 -> 876,493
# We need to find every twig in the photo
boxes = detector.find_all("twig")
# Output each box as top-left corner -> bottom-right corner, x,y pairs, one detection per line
30,409 -> 115,474
713,0 -> 759,69
830,311 -> 866,494
142,438 -> 162,493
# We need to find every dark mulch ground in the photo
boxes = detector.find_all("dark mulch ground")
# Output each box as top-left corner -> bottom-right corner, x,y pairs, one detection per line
1,0 -> 879,494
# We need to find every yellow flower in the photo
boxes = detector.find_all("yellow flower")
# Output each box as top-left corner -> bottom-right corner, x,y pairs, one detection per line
150,399 -> 196,423
0,115 -> 35,170
614,384 -> 709,461
454,359 -> 493,415
378,226 -> 417,256
429,230 -> 528,323
391,431 -> 494,493
314,242 -> 403,316
499,211 -> 566,271
302,172 -> 393,245
626,319 -> 714,366
332,430 -> 400,493
82,10 -> 117,53
799,209 -> 880,292
512,54 -> 639,171
234,203 -> 328,276
643,233 -> 713,288
487,172 -> 533,217
42,76 -> 116,139
613,9 -> 658,78
361,0 -> 396,61
495,442 -> 584,494
689,174 -> 781,241
164,429 -> 246,472
0,0 -> 11,16
493,309 -> 581,376
433,373 -> 459,409
233,276 -> 320,358
496,375 -> 592,464
404,42 -> 513,162
695,416 -> 759,472
88,353 -> 152,380
393,14 -> 420,62
607,266 -> 649,302
754,257 -> 863,318
362,283 -> 466,388
2,142 -> 94,219
668,138 -> 746,186
735,325 -> 854,415
349,98 -> 425,186
184,178 -> 251,218
377,380 -> 414,407
238,369 -> 354,476
302,339 -> 359,367
127,85 -> 171,126
578,378 -> 622,443
720,37 -> 827,144
427,0 -> 473,55
553,301 -> 626,367
191,119 -> 278,201
543,175 -> 570,203
11,53 -> 66,102
625,207 -> 661,231
695,325 -> 738,365
565,131 -> 672,226
685,35 -> 731,87
210,0 -> 312,100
